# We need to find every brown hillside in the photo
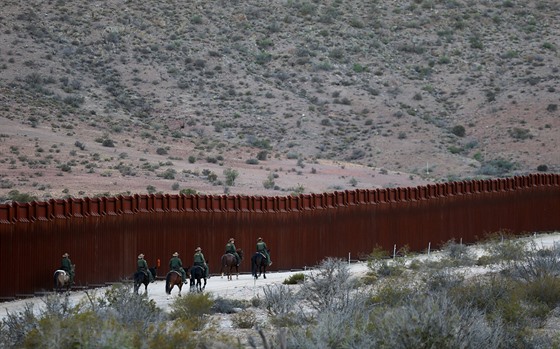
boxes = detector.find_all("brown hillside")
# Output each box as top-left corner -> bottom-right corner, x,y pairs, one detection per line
0,0 -> 558,202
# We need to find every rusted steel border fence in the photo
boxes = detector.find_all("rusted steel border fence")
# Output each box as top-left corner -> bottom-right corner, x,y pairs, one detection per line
1,173 -> 559,300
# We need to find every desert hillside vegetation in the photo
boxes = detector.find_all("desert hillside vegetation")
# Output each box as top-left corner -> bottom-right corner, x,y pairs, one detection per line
0,0 -> 558,202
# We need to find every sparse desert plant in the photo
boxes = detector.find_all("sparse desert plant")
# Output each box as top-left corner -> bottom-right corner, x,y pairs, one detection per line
223,168 -> 239,186
451,125 -> 466,137
263,172 -> 275,189
439,239 -> 476,266
262,284 -> 297,317
283,273 -> 305,285
372,292 -> 504,349
146,185 -> 156,194
180,188 -> 197,195
212,297 -> 248,314
231,310 -> 257,329
169,292 -> 213,330
299,258 -> 356,312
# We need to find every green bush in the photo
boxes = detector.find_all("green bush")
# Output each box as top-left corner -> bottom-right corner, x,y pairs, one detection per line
169,293 -> 213,330
283,273 -> 305,285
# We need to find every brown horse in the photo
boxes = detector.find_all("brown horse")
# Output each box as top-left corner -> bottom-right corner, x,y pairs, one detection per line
165,269 -> 187,297
220,249 -> 243,281
53,264 -> 75,292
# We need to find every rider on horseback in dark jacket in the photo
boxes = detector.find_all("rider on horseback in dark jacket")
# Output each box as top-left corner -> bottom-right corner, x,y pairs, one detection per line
169,252 -> 187,284
256,237 -> 272,266
60,252 -> 75,285
193,247 -> 209,278
137,253 -> 154,282
225,238 -> 240,266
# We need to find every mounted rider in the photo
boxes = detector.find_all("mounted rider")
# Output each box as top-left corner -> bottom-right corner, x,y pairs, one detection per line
60,252 -> 75,285
137,253 -> 154,283
256,237 -> 272,266
169,252 -> 187,284
225,238 -> 240,266
193,247 -> 209,278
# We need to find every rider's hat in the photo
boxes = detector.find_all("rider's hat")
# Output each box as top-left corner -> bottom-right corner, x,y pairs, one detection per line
62,253 -> 69,257
257,237 -> 263,241
138,253 -> 144,259
195,247 -> 201,252
172,252 -> 179,256
229,238 -> 235,242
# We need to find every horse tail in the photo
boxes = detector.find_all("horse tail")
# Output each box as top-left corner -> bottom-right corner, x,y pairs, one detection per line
165,273 -> 171,294
54,271 -> 59,289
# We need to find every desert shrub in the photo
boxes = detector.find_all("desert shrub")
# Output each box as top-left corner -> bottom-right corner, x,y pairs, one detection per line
508,127 -> 533,140
156,147 -> 168,155
285,293 -> 376,348
482,236 -> 526,264
180,188 -> 197,195
371,283 -> 416,307
537,164 -> 548,172
212,297 -> 248,314
371,292 -> 504,349
101,284 -> 162,328
262,284 -> 297,317
523,275 -> 560,309
246,158 -> 259,165
0,303 -> 37,347
169,292 -> 213,330
5,190 -> 37,203
231,310 -> 256,329
101,138 -> 114,147
0,286 -> 166,348
449,275 -> 516,314
262,172 -> 275,189
223,168 -> 239,186
451,125 -> 466,137
423,269 -> 465,293
256,150 -> 268,161
283,273 -> 305,285
299,258 -> 356,312
506,243 -> 560,282
477,158 -> 516,176
439,241 -> 474,265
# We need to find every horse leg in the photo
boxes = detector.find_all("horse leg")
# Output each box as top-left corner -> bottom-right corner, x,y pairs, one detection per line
263,266 -> 266,279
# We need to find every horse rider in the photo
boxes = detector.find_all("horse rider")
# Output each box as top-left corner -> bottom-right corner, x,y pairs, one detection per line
60,252 -> 75,285
169,252 -> 187,284
193,247 -> 210,278
225,237 -> 240,266
257,237 -> 272,266
137,253 -> 154,283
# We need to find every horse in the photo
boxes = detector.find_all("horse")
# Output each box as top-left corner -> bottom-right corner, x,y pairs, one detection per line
190,265 -> 207,292
165,269 -> 187,297
251,252 -> 269,279
53,264 -> 75,292
133,267 -> 157,294
220,248 -> 243,281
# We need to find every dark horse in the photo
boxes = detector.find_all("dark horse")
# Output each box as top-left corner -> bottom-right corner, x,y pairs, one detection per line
190,265 -> 207,292
53,264 -> 75,292
251,252 -> 269,279
220,249 -> 243,281
133,267 -> 157,294
165,269 -> 186,297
